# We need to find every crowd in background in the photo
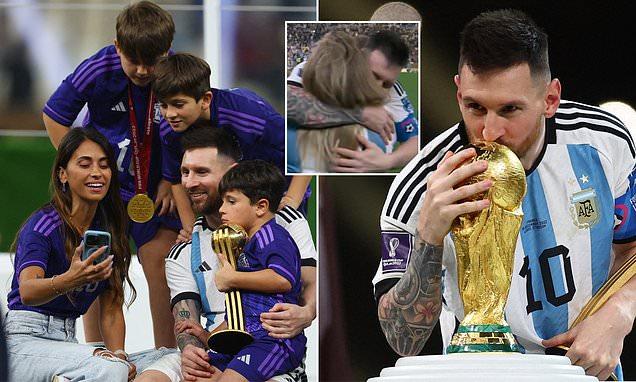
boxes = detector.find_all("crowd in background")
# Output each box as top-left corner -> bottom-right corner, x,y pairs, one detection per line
287,23 -> 418,73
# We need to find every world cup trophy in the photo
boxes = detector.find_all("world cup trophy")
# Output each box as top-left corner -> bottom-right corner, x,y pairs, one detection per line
447,141 -> 526,353
207,224 -> 254,355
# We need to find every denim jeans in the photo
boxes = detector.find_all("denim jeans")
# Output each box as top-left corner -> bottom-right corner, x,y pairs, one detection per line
4,310 -> 176,381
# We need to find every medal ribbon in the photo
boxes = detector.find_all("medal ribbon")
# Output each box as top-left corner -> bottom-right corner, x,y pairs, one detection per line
128,84 -> 155,195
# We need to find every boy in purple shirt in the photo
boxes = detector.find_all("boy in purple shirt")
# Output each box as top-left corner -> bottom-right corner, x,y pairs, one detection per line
210,160 -> 306,381
152,53 -> 312,219
42,1 -> 180,348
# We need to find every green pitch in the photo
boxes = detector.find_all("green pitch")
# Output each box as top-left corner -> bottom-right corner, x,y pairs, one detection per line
0,135 -> 317,252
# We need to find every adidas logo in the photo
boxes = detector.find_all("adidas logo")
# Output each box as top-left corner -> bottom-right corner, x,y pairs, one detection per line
111,101 -> 126,112
197,261 -> 212,272
238,253 -> 250,268
237,354 -> 251,365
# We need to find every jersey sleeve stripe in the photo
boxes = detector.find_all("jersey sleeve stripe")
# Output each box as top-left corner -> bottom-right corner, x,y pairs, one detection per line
167,242 -> 189,260
71,58 -> 120,89
282,205 -> 304,219
558,101 -> 627,129
34,210 -> 59,232
170,291 -> 202,310
72,52 -> 118,83
218,116 -> 265,134
76,64 -> 122,92
218,107 -> 266,125
384,126 -> 462,220
43,104 -> 74,126
555,110 -> 633,149
276,210 -> 293,224
555,120 -> 635,158
393,82 -> 404,97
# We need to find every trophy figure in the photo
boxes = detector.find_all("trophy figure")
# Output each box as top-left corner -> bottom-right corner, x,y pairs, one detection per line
207,224 -> 254,355
447,142 -> 527,353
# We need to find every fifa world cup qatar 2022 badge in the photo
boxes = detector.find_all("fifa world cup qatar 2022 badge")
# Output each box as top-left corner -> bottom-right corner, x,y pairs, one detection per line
448,141 -> 526,353
381,231 -> 413,273
569,188 -> 599,228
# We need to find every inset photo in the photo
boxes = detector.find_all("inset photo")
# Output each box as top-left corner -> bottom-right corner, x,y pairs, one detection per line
286,22 -> 420,174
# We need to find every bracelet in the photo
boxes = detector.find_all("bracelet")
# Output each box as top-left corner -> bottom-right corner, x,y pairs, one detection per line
113,349 -> 129,361
50,275 -> 64,295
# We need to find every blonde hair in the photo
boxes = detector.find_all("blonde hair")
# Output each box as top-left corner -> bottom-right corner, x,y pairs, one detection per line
303,31 -> 386,109
297,124 -> 366,173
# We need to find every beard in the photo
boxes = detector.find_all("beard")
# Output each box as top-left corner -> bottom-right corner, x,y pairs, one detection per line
190,192 -> 222,216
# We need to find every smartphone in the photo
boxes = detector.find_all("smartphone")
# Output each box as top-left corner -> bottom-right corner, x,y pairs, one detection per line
81,230 -> 111,264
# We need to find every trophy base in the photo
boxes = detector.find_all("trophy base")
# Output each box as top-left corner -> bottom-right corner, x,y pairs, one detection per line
447,324 -> 521,353
207,329 -> 254,355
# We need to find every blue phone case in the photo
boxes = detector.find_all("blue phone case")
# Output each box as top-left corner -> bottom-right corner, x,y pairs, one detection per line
82,230 -> 111,264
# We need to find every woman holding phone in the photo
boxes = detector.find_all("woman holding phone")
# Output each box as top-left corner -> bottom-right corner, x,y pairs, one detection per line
4,127 -> 170,381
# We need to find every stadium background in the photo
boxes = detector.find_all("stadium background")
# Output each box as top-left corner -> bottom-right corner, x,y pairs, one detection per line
0,0 -> 318,380
317,0 -> 636,381
286,22 -> 420,172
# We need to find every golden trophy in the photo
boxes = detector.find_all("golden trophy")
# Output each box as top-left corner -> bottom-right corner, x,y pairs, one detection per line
207,224 -> 254,355
447,142 -> 526,353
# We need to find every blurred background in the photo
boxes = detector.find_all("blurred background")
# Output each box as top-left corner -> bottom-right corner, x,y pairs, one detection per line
318,1 -> 635,381
0,0 -> 318,379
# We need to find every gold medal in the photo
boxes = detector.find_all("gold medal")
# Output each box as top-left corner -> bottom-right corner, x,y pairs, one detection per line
127,193 -> 155,223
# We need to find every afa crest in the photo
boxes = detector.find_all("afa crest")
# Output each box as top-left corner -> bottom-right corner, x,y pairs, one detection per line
570,188 -> 599,228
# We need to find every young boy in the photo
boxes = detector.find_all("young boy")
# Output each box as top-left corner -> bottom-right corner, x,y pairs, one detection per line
42,1 -> 182,348
212,160 -> 306,382
152,53 -> 312,216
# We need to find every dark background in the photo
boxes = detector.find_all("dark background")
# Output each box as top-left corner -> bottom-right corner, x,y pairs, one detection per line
318,1 -> 635,381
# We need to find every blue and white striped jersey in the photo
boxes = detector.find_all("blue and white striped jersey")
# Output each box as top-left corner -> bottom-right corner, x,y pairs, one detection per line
166,206 -> 317,331
373,100 -> 636,354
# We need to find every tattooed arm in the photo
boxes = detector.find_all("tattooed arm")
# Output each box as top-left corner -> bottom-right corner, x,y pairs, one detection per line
173,298 -> 219,380
172,299 -> 206,351
287,84 -> 361,127
377,235 -> 444,356
287,85 -> 395,143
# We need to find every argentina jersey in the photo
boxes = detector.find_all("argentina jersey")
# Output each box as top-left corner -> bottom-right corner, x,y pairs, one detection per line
165,217 -> 225,331
365,81 -> 419,153
374,100 -> 635,356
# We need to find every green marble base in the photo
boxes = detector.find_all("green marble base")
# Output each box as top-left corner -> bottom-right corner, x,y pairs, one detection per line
447,324 -> 521,353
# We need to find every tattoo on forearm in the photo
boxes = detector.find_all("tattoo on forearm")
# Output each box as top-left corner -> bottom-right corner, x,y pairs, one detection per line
287,85 -> 360,127
378,233 -> 443,356
173,299 -> 205,351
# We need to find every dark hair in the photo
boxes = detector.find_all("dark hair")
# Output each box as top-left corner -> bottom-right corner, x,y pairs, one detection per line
218,160 -> 285,213
365,30 -> 410,68
13,127 -> 135,306
459,9 -> 550,81
153,53 -> 211,102
181,124 -> 242,163
116,1 -> 175,66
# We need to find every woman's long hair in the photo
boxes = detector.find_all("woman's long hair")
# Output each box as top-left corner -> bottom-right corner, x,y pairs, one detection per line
297,125 -> 366,173
13,127 -> 136,306
303,31 -> 386,109
299,31 -> 387,172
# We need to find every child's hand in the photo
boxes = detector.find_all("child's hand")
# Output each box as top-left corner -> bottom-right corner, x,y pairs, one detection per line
154,179 -> 176,216
214,252 -> 236,292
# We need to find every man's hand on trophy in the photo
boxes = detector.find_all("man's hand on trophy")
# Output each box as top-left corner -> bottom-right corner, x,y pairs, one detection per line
418,148 -> 492,245
260,303 -> 313,338
542,305 -> 631,380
